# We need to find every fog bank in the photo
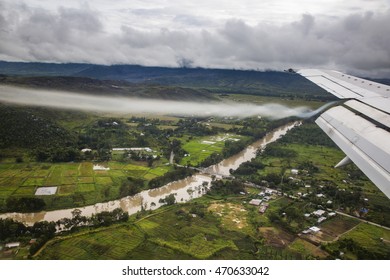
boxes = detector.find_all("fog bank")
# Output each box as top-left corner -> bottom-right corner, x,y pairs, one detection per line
0,85 -> 325,119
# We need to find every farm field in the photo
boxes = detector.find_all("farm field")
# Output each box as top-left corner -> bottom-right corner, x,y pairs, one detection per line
180,133 -> 246,166
252,142 -> 379,194
0,161 -> 173,211
4,184 -> 390,260
35,198 -> 263,260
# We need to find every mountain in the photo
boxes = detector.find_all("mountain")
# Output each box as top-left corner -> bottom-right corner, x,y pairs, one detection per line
0,61 -> 331,99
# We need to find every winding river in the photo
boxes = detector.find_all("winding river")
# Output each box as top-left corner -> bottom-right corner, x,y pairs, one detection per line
0,122 -> 299,225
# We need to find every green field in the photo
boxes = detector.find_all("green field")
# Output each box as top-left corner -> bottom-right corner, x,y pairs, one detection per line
180,133 -> 245,166
5,188 -> 389,260
0,161 -> 173,211
36,225 -> 145,260
35,199 -> 267,260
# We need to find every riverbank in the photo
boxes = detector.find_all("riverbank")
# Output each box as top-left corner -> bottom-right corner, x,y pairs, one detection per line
0,122 -> 299,225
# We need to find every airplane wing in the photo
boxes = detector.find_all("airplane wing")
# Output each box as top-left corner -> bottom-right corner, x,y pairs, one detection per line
297,69 -> 390,199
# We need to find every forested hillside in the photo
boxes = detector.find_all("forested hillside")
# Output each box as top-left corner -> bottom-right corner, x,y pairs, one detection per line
0,61 -> 333,99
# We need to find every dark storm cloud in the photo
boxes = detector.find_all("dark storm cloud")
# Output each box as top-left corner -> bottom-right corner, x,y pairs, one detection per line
1,2 -> 389,77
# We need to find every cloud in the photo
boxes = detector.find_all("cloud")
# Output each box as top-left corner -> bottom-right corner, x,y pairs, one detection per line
0,2 -> 389,77
0,85 -> 317,119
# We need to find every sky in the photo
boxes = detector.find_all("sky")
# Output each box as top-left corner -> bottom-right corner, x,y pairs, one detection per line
1,0 -> 390,77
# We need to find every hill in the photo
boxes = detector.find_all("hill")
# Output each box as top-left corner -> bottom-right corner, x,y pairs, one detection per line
0,75 -> 216,101
0,61 -> 332,99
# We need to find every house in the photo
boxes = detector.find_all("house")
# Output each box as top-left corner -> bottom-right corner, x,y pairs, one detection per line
249,199 -> 262,206
259,203 -> 269,213
81,148 -> 92,153
309,226 -> 321,233
259,206 -> 267,213
312,209 -> 326,217
5,242 -> 20,249
265,188 -> 274,194
317,217 -> 327,223
112,147 -> 153,152
291,169 -> 299,175
93,164 -> 110,171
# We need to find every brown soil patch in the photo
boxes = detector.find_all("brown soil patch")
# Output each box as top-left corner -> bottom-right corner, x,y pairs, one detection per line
259,227 -> 296,248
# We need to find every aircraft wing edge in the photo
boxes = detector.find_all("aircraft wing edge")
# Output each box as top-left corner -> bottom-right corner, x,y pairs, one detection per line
316,108 -> 390,199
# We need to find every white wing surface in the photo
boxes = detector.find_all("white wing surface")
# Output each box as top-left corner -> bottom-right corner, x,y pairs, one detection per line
297,69 -> 390,199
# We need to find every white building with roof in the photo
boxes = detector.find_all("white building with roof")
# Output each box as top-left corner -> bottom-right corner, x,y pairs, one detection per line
291,169 -> 299,175
249,199 -> 262,206
313,209 -> 326,217
309,226 -> 321,233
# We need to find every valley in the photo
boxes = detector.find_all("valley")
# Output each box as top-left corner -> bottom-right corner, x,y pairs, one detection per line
0,62 -> 389,260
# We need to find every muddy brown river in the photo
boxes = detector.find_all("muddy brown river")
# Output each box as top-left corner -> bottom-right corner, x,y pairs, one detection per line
0,122 -> 299,225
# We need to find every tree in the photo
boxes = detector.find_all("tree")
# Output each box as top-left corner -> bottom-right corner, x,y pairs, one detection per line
6,197 -> 46,212
159,194 -> 176,205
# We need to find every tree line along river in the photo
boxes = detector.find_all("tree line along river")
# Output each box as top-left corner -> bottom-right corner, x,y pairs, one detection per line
0,122 -> 299,225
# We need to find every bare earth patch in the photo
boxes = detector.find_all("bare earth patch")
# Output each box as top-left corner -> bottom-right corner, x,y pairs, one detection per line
259,227 -> 296,248
208,202 -> 249,231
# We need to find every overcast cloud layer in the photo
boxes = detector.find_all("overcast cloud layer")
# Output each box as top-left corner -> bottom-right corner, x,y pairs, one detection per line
1,0 -> 390,77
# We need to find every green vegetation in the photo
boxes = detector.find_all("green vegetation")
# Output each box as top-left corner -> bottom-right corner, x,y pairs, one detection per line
30,192 -> 387,260
0,64 -> 389,260
0,62 -> 333,100
0,98 -> 300,213
34,199 -> 258,260
232,121 -> 389,226
0,161 -> 173,212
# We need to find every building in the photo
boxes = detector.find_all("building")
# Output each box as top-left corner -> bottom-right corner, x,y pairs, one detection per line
5,242 -> 20,249
291,169 -> 299,175
309,226 -> 321,233
317,217 -> 327,223
312,209 -> 326,217
112,147 -> 153,152
93,164 -> 110,171
249,199 -> 262,206
259,203 -> 269,213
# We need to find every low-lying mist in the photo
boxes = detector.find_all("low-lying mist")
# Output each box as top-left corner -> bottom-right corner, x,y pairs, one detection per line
0,85 -> 331,119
